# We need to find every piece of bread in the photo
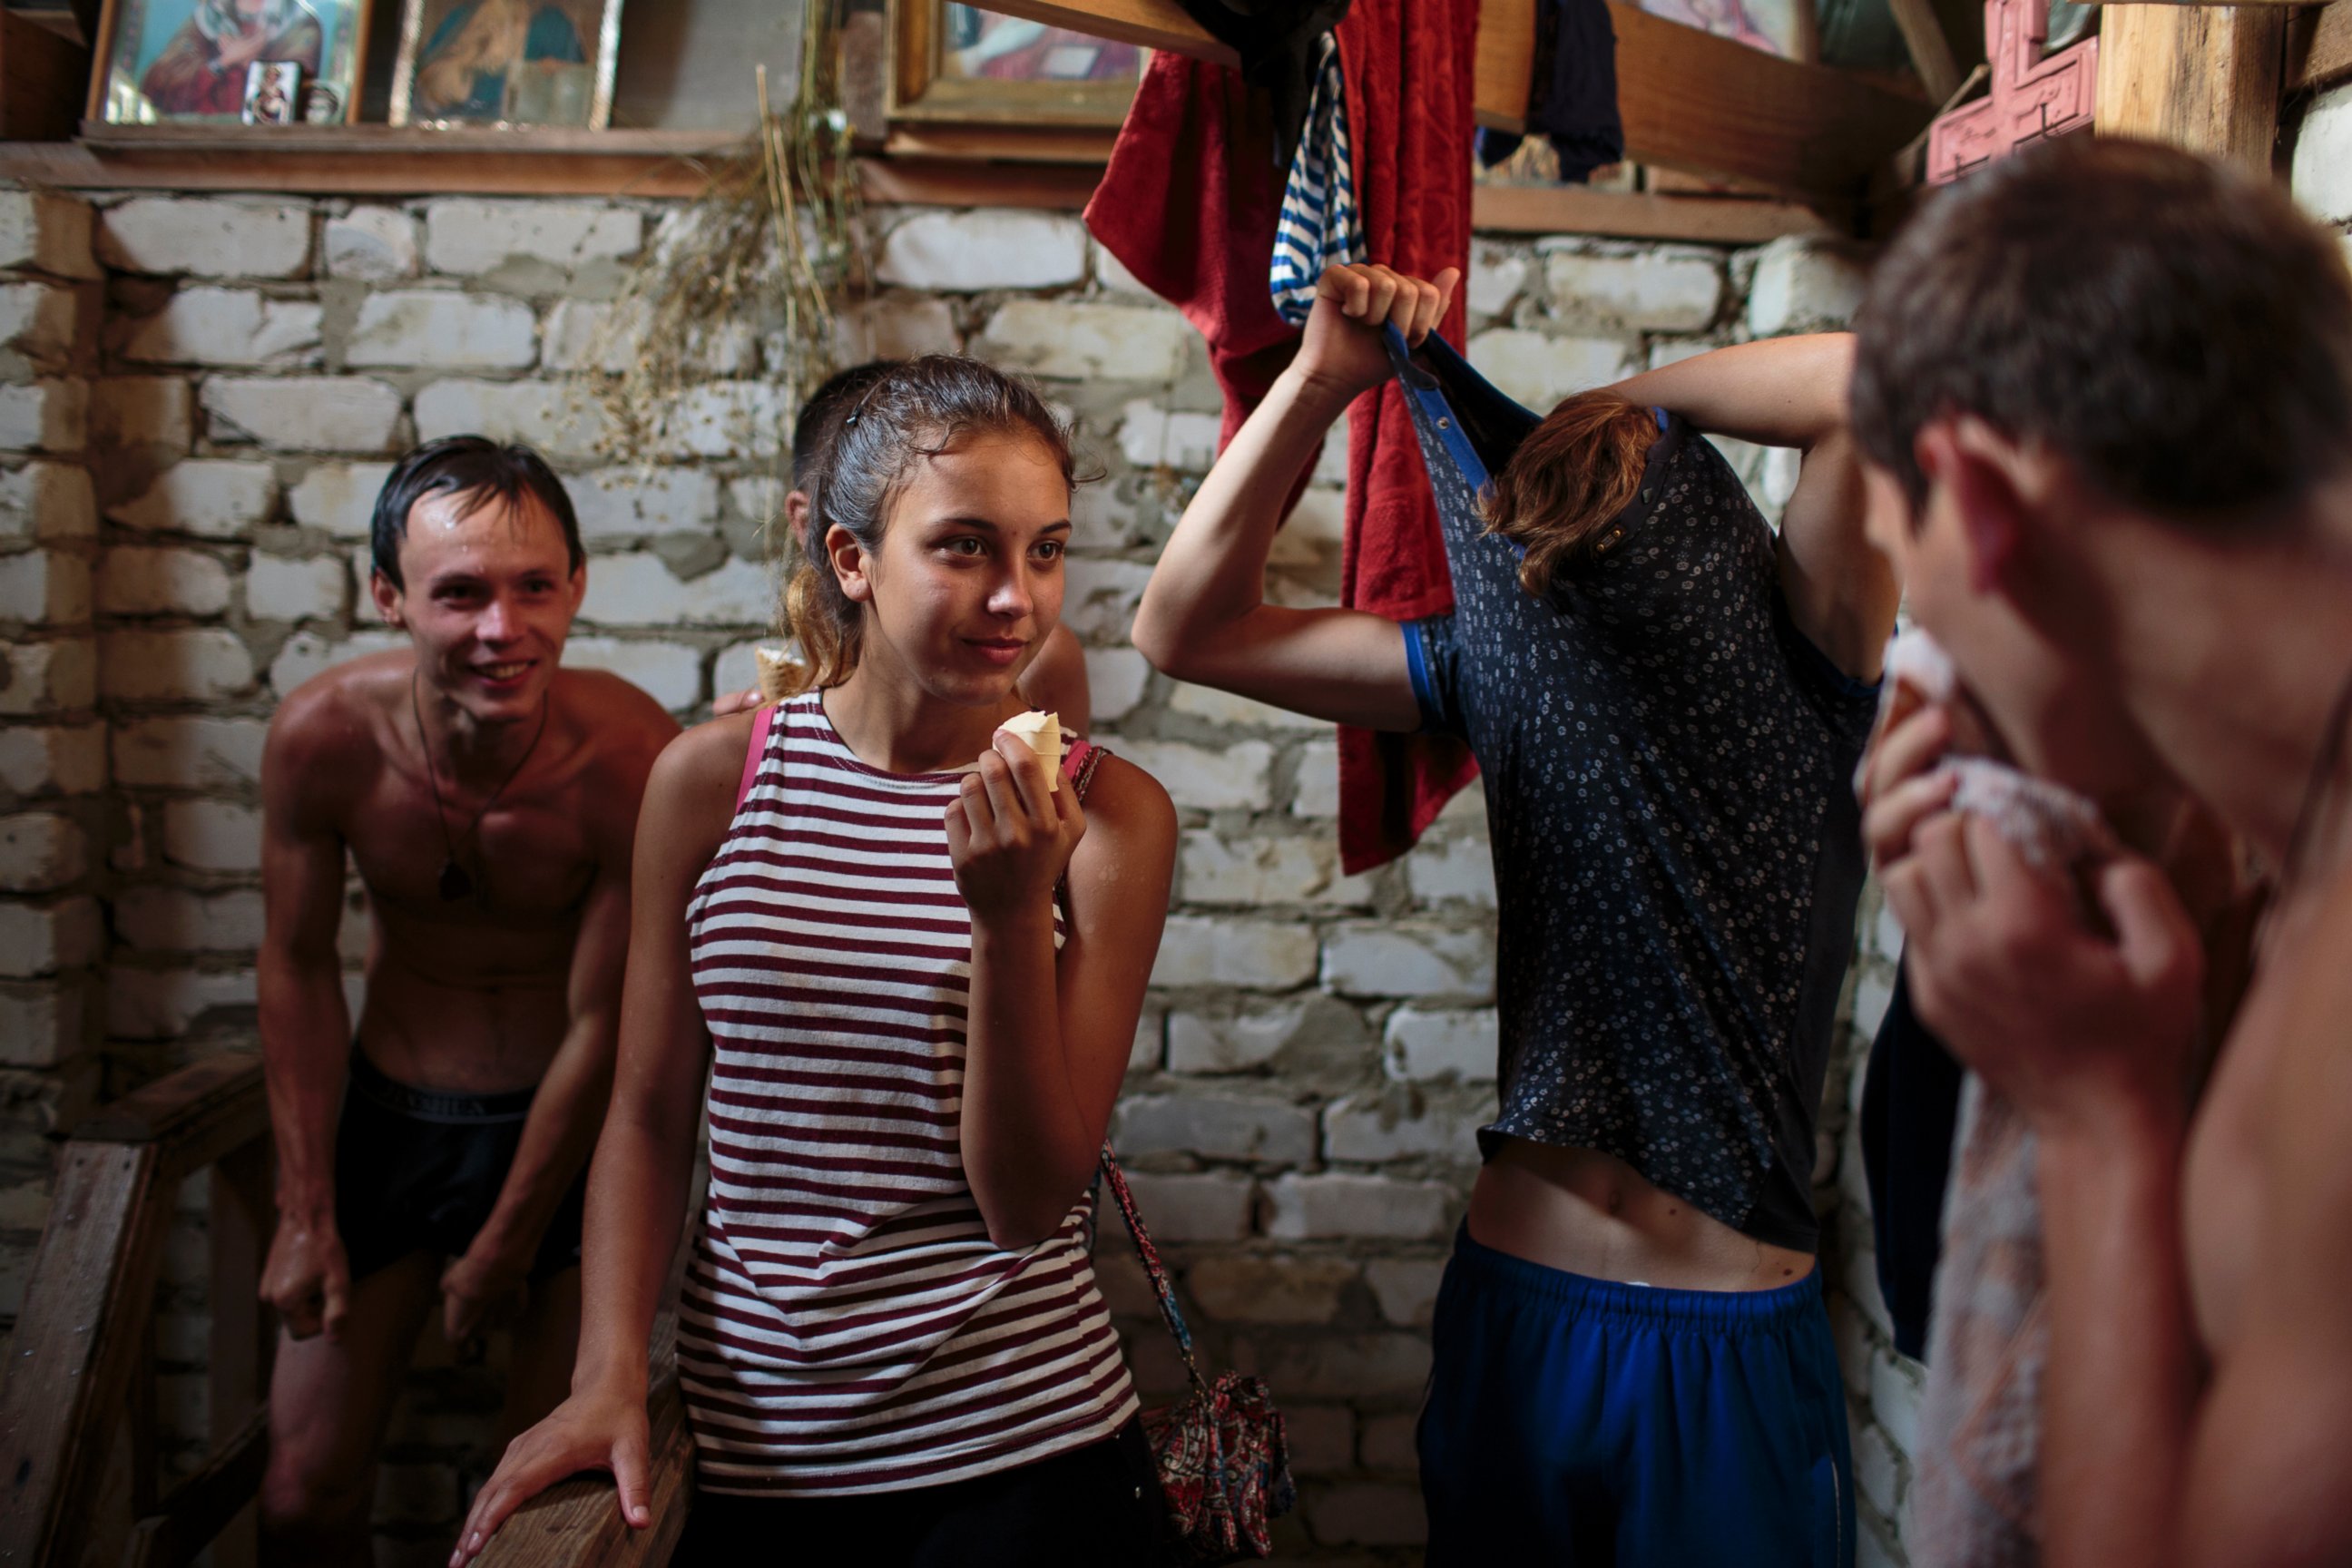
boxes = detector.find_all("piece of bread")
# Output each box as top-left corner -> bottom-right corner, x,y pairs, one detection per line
998,709 -> 1063,791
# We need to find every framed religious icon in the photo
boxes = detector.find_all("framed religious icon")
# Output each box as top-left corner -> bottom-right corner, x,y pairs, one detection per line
90,0 -> 372,125
388,0 -> 623,129
888,1 -> 1144,125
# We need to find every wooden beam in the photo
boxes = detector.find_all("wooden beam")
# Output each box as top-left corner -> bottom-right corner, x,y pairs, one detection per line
2094,4 -> 2285,172
1472,182 -> 1839,240
982,0 -> 1933,203
1885,0 -> 1965,101
2288,3 -> 2352,95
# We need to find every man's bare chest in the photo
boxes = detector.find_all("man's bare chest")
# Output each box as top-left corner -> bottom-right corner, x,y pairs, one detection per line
343,769 -> 599,927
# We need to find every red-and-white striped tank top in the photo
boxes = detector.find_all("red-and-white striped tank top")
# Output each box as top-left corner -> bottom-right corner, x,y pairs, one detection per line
680,691 -> 1137,1496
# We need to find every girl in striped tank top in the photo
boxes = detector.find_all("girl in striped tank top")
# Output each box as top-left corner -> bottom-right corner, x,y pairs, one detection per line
457,358 -> 1179,1566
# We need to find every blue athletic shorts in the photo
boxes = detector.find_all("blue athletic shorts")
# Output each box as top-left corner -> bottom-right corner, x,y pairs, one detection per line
1420,1225 -> 1855,1567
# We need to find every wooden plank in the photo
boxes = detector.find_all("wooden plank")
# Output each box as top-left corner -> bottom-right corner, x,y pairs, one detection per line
123,1408 -> 271,1568
2288,3 -> 2352,95
1886,0 -> 1965,100
955,0 -> 1240,64
0,1142 -> 169,1567
2094,4 -> 2285,171
207,1140 -> 274,1568
1604,2 -> 1936,197
477,1315 -> 691,1568
1472,181 -> 1840,240
74,1051 -> 269,1187
0,11 -> 88,141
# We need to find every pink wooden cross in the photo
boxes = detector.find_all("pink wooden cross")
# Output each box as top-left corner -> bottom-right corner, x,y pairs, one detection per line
1926,0 -> 2099,183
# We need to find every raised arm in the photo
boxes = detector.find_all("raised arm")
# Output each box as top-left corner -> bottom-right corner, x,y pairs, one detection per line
453,718 -> 740,1563
952,740 -> 1176,1249
255,689 -> 358,1342
1611,334 -> 1896,679
1131,264 -> 1458,731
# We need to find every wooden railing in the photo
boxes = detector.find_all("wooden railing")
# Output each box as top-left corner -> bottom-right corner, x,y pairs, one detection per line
473,1313 -> 694,1568
0,1052 -> 275,1568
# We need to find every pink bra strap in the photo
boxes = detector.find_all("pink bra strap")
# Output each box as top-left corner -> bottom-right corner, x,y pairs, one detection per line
736,702 -> 778,813
1061,738 -> 1094,789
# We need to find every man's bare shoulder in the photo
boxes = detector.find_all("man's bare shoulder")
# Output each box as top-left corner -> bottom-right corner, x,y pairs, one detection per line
554,667 -> 682,783
265,648 -> 412,779
2267,867 -> 2352,1191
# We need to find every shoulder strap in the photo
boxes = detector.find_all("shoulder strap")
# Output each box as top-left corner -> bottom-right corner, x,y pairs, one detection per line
735,701 -> 778,813
1062,737 -> 1102,795
1098,1142 -> 1212,1400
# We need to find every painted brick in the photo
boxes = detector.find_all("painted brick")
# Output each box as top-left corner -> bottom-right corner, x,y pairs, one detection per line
1151,915 -> 1318,990
0,463 -> 95,544
1854,1423 -> 1901,1520
0,981 -> 88,1068
0,379 -> 88,454
99,547 -> 233,617
1382,1006 -> 1497,1083
112,716 -> 267,789
115,288 -> 323,368
726,476 -> 781,530
422,200 -> 642,275
1321,923 -> 1494,1000
1179,831 -> 1373,907
109,460 -> 278,539
201,377 -> 403,453
1290,740 -> 1338,818
0,814 -> 87,892
581,554 -> 773,626
1237,1330 -> 1432,1398
1359,1412 -> 1419,1471
653,381 -> 785,461
324,205 -> 421,280
710,640 -> 775,706
0,639 -> 95,714
1281,1404 -> 1356,1475
1465,240 -> 1531,318
0,550 -> 92,624
114,886 -> 267,952
544,299 -> 754,377
244,553 -> 348,622
287,462 -> 395,539
0,724 -> 104,795
979,301 -> 1190,382
108,966 -> 258,1039
1059,557 -> 1152,641
1747,238 -> 1870,337
1166,1003 -> 1308,1074
1263,1173 -> 1452,1241
1363,1257 -> 1446,1328
1083,645 -> 1150,724
1112,1092 -> 1317,1163
162,799 -> 260,873
1130,1006 -> 1163,1071
1113,740 -> 1272,814
1402,834 -> 1496,907
565,467 -> 721,541
1322,1091 -> 1485,1164
347,290 -> 539,369
877,211 -> 1087,291
270,629 -> 405,693
1870,1348 -> 1925,1459
0,282 -> 77,363
0,190 -> 99,279
1164,681 -> 1325,730
1544,249 -> 1723,332
1116,401 -> 1222,473
1106,1171 -> 1254,1242
1465,328 -> 1632,412
98,197 -> 312,279
1186,1255 -> 1357,1325
92,377 -> 192,453
100,629 -> 255,701
413,378 -> 607,460
831,294 -> 961,362
1304,1482 -> 1426,1547
562,637 -> 701,710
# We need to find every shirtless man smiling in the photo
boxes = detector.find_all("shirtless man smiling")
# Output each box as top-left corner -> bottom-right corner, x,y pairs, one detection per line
254,436 -> 676,1563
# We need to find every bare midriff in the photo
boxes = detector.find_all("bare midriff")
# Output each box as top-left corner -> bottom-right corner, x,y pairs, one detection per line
1468,1136 -> 1817,1293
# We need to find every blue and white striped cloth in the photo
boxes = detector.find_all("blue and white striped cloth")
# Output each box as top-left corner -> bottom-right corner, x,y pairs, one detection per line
1269,32 -> 1363,328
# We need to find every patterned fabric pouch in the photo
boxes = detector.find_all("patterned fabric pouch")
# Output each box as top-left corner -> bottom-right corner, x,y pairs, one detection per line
1098,1148 -> 1298,1563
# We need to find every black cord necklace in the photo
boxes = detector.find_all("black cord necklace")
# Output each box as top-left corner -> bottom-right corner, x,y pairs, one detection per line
412,671 -> 550,904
